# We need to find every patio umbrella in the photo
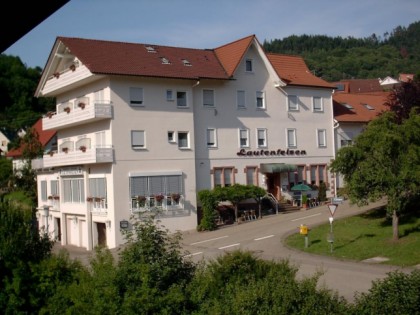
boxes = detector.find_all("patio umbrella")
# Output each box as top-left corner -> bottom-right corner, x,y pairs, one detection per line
291,183 -> 312,191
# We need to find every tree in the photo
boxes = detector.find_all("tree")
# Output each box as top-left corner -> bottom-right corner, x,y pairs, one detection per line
246,185 -> 266,218
197,189 -> 218,231
329,110 -> 420,240
217,184 -> 249,223
0,157 -> 12,189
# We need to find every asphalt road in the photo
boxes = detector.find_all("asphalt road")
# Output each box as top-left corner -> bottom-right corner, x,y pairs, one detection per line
55,199 -> 418,303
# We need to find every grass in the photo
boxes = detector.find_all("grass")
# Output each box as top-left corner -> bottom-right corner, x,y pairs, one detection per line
284,207 -> 420,267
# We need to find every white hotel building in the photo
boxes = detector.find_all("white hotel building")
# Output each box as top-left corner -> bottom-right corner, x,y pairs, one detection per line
33,35 -> 336,250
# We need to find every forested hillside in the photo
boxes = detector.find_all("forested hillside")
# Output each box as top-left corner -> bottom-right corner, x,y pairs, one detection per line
263,21 -> 420,81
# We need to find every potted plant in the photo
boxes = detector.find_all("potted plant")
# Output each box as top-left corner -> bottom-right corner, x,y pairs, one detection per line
53,72 -> 60,79
171,193 -> 181,202
49,150 -> 54,157
86,196 -> 93,202
48,195 -> 53,200
302,195 -> 308,209
136,195 -> 146,207
46,111 -> 54,118
53,195 -> 60,200
79,145 -> 87,152
64,107 -> 71,114
94,197 -> 102,202
78,102 -> 85,109
155,194 -> 164,202
69,64 -> 76,71
62,147 -> 69,153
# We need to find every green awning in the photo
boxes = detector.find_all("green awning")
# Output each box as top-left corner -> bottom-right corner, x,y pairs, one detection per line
260,163 -> 297,173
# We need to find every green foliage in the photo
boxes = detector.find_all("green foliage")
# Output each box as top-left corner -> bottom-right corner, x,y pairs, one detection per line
0,157 -> 12,188
117,214 -> 196,314
318,182 -> 327,202
187,250 -> 349,314
351,270 -> 420,315
385,79 -> 420,124
263,21 -> 420,81
197,189 -> 218,231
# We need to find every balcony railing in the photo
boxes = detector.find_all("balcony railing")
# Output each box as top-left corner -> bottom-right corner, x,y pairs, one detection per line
130,196 -> 183,213
43,102 -> 112,130
38,147 -> 114,168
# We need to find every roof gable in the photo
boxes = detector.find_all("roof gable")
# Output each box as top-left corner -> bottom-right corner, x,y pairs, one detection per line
267,53 -> 334,89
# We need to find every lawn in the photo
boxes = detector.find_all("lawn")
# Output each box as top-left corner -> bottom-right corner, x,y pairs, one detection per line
284,207 -> 420,267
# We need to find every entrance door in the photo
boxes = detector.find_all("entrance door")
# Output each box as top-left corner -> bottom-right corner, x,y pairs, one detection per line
97,222 -> 106,246
55,218 -> 61,241
266,174 -> 281,200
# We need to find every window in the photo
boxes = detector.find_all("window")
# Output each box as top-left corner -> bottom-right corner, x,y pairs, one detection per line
203,89 -> 214,107
213,167 -> 235,187
89,178 -> 107,205
256,91 -> 265,109
131,130 -> 145,149
130,87 -> 143,106
94,89 -> 105,104
130,174 -> 183,209
287,129 -> 296,148
245,59 -> 253,72
257,128 -> 267,147
63,177 -> 85,203
297,165 -> 305,184
313,97 -> 323,112
51,180 -> 59,196
237,90 -> 246,109
288,95 -> 298,111
177,91 -> 187,107
239,129 -> 249,148
178,132 -> 189,149
166,89 -> 174,101
310,164 -> 328,187
341,139 -> 352,147
168,131 -> 175,142
95,131 -> 106,148
317,129 -> 327,147
206,128 -> 217,148
245,166 -> 258,186
41,180 -> 47,201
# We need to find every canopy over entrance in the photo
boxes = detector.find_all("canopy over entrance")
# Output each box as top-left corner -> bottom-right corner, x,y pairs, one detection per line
260,163 -> 297,173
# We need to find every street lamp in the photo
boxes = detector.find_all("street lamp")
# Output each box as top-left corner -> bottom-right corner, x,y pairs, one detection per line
327,203 -> 338,253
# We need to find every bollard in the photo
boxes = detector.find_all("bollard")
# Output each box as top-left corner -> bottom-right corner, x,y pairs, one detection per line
299,224 -> 309,248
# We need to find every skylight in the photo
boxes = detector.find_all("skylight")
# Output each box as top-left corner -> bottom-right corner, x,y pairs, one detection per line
343,103 -> 353,110
363,103 -> 375,110
182,59 -> 191,66
161,57 -> 171,65
145,46 -> 156,53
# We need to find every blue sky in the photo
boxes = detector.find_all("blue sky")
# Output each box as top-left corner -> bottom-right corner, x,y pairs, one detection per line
4,0 -> 420,69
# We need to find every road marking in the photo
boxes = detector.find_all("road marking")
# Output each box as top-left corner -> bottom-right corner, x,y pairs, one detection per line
254,235 -> 275,241
218,243 -> 240,250
291,213 -> 322,221
190,235 -> 228,245
183,252 -> 203,258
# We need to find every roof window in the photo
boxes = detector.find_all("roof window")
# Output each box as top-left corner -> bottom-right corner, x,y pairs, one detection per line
145,46 -> 156,53
343,103 -> 353,110
363,103 -> 375,110
161,57 -> 171,65
182,59 -> 192,66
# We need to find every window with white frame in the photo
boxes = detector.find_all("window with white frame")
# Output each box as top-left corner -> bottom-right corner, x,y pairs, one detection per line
129,87 -> 144,106
257,128 -> 267,147
178,132 -> 189,149
310,164 -> 327,187
130,174 -> 183,208
166,89 -> 174,101
313,96 -> 323,112
245,166 -> 258,186
287,129 -> 297,148
95,131 -> 106,148
213,167 -> 234,187
94,89 -> 105,104
63,177 -> 85,203
245,59 -> 253,72
256,91 -> 265,109
89,178 -> 107,206
203,89 -> 215,107
131,130 -> 145,149
239,129 -> 249,148
297,165 -> 305,184
168,131 -> 175,142
317,129 -> 327,147
50,180 -> 59,197
206,128 -> 217,148
237,90 -> 246,109
176,91 -> 187,107
288,95 -> 298,111
41,180 -> 47,201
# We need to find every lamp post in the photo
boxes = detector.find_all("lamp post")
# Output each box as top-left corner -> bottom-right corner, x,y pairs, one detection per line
327,203 -> 338,253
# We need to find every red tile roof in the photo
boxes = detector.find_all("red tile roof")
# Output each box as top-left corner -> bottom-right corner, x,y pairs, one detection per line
267,53 -> 335,88
58,37 -> 229,80
214,35 -> 255,77
6,118 -> 56,158
333,92 -> 390,123
333,79 -> 383,94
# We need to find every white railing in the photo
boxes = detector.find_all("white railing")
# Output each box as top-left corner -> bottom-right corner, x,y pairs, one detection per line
265,193 -> 279,214
130,196 -> 183,213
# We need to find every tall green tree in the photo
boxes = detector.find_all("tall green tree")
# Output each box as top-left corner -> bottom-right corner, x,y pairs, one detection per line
329,110 -> 420,240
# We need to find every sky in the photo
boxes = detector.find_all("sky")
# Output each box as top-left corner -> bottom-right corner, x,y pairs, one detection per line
4,0 -> 420,69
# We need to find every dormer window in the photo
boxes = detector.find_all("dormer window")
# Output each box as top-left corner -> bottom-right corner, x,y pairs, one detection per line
343,103 -> 353,110
363,103 -> 375,110
182,59 -> 191,66
145,46 -> 156,53
161,57 -> 171,65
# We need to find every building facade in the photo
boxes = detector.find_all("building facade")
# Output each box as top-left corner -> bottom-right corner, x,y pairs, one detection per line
33,35 -> 336,249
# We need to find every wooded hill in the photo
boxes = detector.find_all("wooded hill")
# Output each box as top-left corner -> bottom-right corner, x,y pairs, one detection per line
263,20 -> 420,82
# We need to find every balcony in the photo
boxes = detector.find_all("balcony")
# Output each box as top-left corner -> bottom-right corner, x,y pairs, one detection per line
43,102 -> 112,131
40,147 -> 114,168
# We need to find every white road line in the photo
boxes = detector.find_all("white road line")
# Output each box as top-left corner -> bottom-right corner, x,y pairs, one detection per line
218,243 -> 240,250
183,252 -> 203,258
254,235 -> 275,241
190,235 -> 228,245
291,213 -> 322,221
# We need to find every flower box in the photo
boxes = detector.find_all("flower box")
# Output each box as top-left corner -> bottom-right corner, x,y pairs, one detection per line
79,146 -> 87,152
64,107 -> 71,114
78,102 -> 85,109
